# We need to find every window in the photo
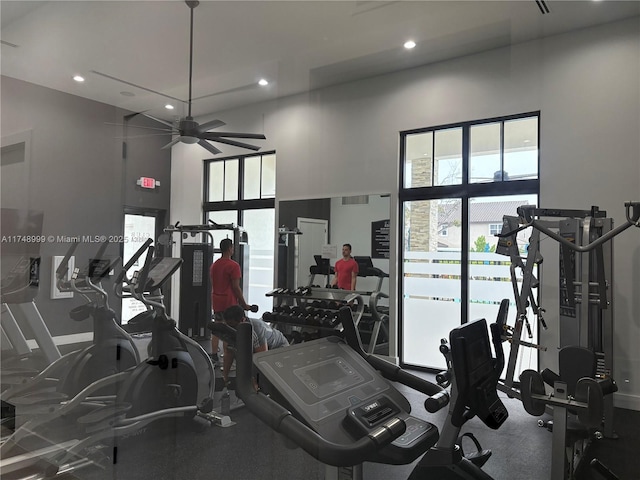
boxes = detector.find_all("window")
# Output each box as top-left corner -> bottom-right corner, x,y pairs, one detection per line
204,152 -> 276,314
400,113 -> 539,369
488,224 -> 501,236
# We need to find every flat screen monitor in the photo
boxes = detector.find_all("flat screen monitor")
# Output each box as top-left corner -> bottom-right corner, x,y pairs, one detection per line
314,255 -> 331,268
353,256 -> 374,275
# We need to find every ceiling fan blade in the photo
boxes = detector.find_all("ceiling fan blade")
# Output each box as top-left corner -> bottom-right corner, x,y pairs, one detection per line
161,137 -> 182,150
200,134 -> 262,151
140,112 -> 176,129
197,139 -> 223,155
204,132 -> 266,140
105,122 -> 174,133
198,119 -> 226,132
115,133 -> 176,139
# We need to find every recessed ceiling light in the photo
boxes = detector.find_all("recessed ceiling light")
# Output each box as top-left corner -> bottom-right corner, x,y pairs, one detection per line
258,78 -> 269,86
73,75 -> 85,82
404,40 -> 416,50
165,104 -> 175,110
120,91 -> 135,97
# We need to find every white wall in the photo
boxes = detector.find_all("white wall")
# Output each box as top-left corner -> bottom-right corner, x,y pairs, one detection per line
171,18 -> 640,409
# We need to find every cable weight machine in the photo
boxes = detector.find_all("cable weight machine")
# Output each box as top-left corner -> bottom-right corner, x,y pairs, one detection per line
496,201 -> 640,439
162,221 -> 249,339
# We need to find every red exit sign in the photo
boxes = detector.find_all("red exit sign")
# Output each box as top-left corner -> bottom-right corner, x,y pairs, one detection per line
137,177 -> 160,189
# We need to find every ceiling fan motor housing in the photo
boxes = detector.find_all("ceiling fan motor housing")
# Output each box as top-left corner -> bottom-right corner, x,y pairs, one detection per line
179,117 -> 200,137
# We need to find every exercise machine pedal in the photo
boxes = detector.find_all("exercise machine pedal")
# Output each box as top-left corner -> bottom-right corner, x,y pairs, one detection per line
456,432 -> 492,467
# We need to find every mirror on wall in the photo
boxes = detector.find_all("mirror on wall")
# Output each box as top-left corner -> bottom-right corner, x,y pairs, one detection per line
276,194 -> 391,354
278,194 -> 391,290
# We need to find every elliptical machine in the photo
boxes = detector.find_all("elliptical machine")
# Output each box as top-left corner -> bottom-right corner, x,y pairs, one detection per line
0,241 -> 217,478
113,240 -> 215,418
235,303 -> 509,479
58,240 -> 140,396
2,241 -> 140,423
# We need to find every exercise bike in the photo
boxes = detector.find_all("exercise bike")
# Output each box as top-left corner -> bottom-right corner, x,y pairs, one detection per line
235,303 -> 509,479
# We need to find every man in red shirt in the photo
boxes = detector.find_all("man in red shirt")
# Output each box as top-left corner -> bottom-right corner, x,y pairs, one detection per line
331,243 -> 359,290
210,238 -> 256,360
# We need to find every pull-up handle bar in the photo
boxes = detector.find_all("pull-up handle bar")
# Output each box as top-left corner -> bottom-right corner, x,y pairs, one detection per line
497,202 -> 640,253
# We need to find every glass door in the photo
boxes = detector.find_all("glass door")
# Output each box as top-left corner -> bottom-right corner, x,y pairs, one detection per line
121,212 -> 159,324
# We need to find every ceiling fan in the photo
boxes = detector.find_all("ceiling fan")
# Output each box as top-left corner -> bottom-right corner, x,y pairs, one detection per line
121,0 -> 266,156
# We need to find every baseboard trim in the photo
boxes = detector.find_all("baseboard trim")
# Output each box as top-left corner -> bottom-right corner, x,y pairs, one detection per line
26,332 -> 93,348
614,392 -> 640,411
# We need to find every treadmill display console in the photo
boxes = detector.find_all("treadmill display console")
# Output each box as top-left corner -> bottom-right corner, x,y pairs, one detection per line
294,357 -> 363,399
255,337 -> 394,424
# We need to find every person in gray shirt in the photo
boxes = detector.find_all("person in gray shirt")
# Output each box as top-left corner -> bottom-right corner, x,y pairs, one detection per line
220,305 -> 289,387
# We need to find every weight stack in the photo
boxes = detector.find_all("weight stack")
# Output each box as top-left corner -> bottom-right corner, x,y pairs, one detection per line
179,243 -> 213,339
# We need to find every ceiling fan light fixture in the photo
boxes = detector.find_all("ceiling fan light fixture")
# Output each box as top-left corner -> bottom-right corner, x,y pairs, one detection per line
179,135 -> 199,144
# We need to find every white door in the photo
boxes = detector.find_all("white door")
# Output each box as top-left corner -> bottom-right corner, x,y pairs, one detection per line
296,218 -> 328,288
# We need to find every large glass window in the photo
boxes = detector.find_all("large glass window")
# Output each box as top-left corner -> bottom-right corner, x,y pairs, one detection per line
403,198 -> 462,367
400,113 -> 539,371
204,152 -> 276,314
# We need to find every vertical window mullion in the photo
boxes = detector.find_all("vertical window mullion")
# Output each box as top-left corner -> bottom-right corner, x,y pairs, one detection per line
500,122 -> 505,182
400,133 -> 407,190
461,125 -> 470,324
238,156 -> 244,201
259,155 -> 263,199
431,133 -> 436,186
223,160 -> 227,201
203,161 -> 210,204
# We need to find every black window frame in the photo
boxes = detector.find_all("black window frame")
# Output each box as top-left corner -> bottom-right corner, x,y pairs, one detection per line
203,150 -> 276,225
398,112 -> 540,368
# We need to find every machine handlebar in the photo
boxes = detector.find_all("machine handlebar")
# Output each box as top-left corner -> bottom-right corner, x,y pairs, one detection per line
134,246 -> 155,295
497,202 -> 640,253
625,201 -> 640,225
338,306 -> 449,409
115,238 -> 153,284
55,241 -> 79,278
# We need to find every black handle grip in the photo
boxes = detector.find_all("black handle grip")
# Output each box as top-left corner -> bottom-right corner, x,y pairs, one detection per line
56,241 -> 79,278
625,201 -> 640,223
590,459 -> 619,480
339,306 -> 446,398
135,245 -> 155,294
116,238 -> 153,284
92,240 -> 109,263
490,322 -> 505,377
424,390 -> 450,413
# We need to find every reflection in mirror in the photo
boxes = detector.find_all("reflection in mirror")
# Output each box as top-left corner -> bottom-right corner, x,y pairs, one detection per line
276,194 -> 390,355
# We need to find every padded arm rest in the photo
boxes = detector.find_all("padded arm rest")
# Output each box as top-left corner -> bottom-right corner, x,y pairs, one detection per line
597,377 -> 618,396
541,368 -> 560,388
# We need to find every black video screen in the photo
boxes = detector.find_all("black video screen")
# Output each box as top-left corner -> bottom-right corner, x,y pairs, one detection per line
305,362 -> 346,387
466,336 -> 493,383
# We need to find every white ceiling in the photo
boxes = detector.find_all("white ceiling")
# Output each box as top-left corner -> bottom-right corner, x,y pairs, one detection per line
2,1 -> 639,122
